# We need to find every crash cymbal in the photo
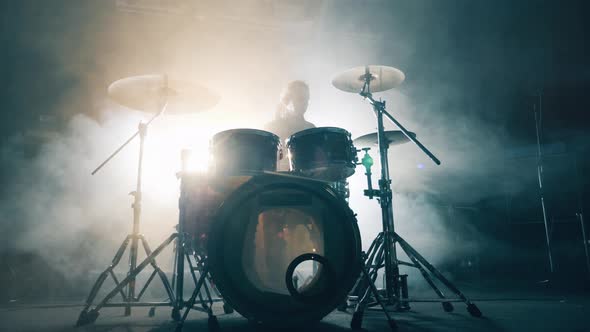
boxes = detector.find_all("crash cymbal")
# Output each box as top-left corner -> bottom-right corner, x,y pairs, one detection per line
108,74 -> 220,114
354,130 -> 415,147
332,65 -> 405,93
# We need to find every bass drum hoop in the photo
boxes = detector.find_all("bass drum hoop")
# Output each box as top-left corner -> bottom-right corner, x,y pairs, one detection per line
207,174 -> 361,327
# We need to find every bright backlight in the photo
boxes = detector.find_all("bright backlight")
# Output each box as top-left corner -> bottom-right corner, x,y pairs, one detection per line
182,148 -> 210,173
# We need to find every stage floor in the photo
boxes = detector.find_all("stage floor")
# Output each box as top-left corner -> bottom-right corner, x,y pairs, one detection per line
0,292 -> 588,332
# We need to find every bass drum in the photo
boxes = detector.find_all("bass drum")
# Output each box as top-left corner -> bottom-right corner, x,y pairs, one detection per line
207,173 -> 361,327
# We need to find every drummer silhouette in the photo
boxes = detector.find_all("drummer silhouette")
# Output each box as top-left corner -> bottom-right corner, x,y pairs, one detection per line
264,80 -> 316,171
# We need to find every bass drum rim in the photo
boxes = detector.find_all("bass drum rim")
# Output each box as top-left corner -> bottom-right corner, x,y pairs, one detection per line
207,174 -> 361,327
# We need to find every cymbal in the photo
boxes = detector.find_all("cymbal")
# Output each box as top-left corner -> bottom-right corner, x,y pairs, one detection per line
354,130 -> 415,147
332,65 -> 405,93
108,74 -> 220,114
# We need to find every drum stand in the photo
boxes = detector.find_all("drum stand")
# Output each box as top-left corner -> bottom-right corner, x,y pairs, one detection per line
348,71 -> 482,330
173,256 -> 225,332
172,167 -> 232,332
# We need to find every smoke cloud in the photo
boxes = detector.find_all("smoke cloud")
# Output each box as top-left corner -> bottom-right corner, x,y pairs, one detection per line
1,0 -> 559,298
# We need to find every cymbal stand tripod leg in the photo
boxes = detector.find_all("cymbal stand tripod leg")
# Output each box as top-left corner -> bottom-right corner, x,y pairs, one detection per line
395,234 -> 482,316
351,257 -> 398,331
76,233 -> 178,326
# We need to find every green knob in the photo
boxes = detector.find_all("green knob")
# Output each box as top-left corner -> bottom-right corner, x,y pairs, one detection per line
361,151 -> 373,169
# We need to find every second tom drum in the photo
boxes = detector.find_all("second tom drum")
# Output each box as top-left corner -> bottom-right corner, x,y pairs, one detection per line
287,127 -> 357,181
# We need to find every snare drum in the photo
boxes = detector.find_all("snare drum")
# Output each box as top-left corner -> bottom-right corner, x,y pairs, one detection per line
287,127 -> 357,181
210,129 -> 281,175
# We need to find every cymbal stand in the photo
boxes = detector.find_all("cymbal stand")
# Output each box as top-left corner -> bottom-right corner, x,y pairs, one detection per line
77,98 -> 178,326
348,67 -> 482,330
533,92 -> 555,277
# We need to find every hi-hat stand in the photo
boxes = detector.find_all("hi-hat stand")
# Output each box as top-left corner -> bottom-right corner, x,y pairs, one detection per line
348,68 -> 482,330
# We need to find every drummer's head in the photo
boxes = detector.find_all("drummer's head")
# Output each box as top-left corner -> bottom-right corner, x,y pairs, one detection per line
281,80 -> 310,116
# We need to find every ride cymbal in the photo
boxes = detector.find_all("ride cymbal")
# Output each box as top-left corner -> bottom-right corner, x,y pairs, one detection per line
332,65 -> 405,93
354,130 -> 415,147
108,74 -> 220,114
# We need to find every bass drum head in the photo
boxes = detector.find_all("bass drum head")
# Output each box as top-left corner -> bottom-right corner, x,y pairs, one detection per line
208,173 -> 361,327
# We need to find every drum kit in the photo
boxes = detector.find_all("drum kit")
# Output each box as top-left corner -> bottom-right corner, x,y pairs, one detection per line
76,66 -> 482,332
